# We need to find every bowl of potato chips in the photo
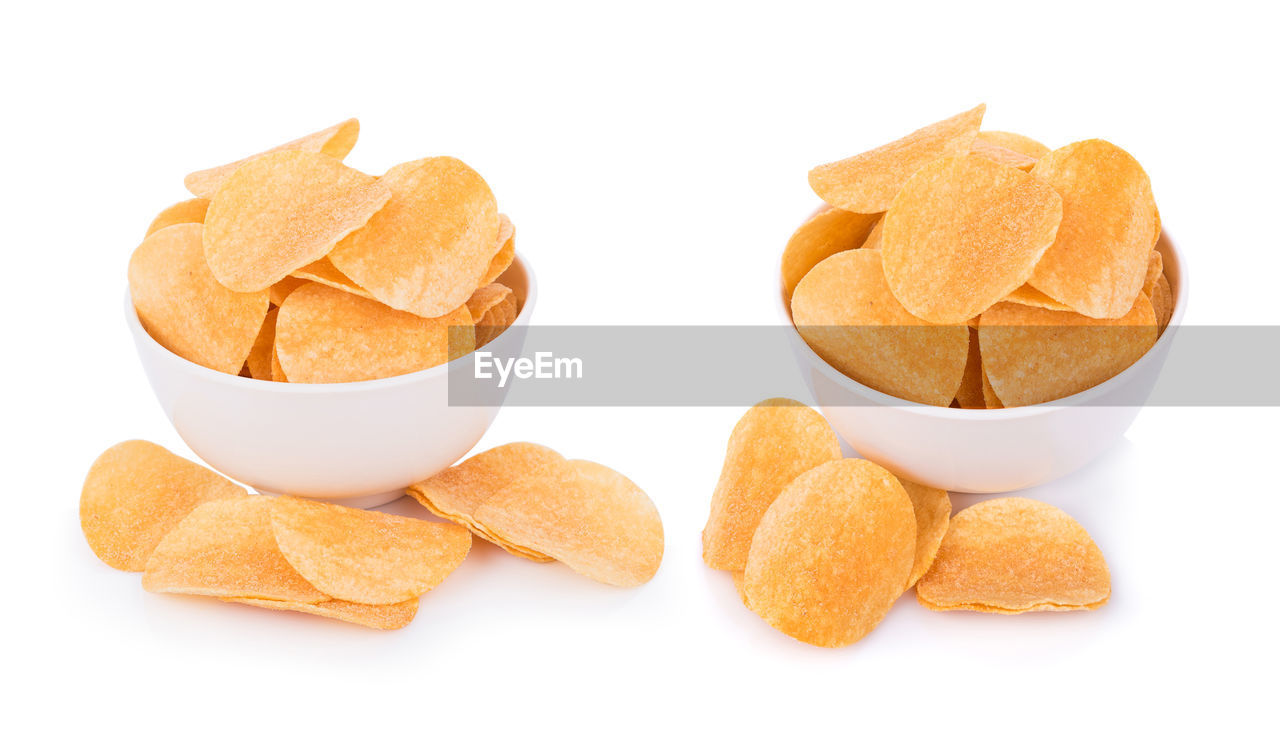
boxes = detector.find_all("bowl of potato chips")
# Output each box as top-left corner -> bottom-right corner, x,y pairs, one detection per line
780,105 -> 1187,492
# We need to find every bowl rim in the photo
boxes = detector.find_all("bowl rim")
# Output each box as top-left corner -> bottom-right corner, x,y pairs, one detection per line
780,220 -> 1189,420
125,251 -> 538,393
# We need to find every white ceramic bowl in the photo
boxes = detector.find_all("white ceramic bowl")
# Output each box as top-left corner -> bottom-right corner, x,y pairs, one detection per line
127,254 -> 536,508
782,231 -> 1187,493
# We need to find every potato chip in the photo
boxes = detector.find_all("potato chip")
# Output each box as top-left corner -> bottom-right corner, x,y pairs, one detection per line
975,130 -> 1050,160
467,283 -> 518,348
882,154 -> 1063,324
861,216 -> 884,249
268,496 -> 471,605
916,497 -> 1110,613
292,258 -> 374,299
80,441 -> 247,571
270,344 -> 287,382
144,198 -> 210,237
980,364 -> 1003,409
328,157 -> 501,318
129,223 -> 269,374
953,332 -> 985,409
742,459 -> 915,647
184,118 -> 360,198
1142,250 -> 1164,297
274,283 -> 475,383
142,497 -> 328,603
702,398 -> 842,571
1028,139 -> 1160,319
203,150 -> 392,292
792,249 -> 970,406
899,478 -> 951,588
978,295 -> 1157,407
1152,273 -> 1174,334
780,206 -> 881,301
222,596 -> 418,630
245,308 -> 278,380
809,104 -> 986,213
1001,283 -> 1074,311
475,459 -> 664,586
970,139 -> 1036,170
268,276 -> 307,306
479,214 -> 516,287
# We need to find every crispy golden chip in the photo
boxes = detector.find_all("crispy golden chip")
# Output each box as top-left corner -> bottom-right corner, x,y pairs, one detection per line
916,497 -> 1110,613
899,479 -> 951,588
475,459 -> 664,586
780,206 -> 881,301
245,308 -> 278,380
954,332 -> 985,409
274,283 -> 475,383
1029,139 -> 1160,319
222,596 -> 418,630
129,223 -> 269,374
1142,250 -> 1164,297
970,139 -> 1036,170
882,155 -> 1063,324
142,497 -> 328,603
702,398 -> 841,571
466,283 -> 513,324
203,150 -> 392,292
975,130 -> 1050,160
292,258 -> 374,299
479,214 -> 516,287
268,276 -> 307,306
980,364 -> 1003,409
1152,273 -> 1174,334
979,295 -> 1157,407
467,283 -> 518,348
80,441 -> 247,571
184,118 -> 360,198
1001,283 -> 1074,312
328,157 -> 501,318
144,198 -> 210,237
792,250 -> 970,406
268,496 -> 471,605
808,104 -> 986,213
742,459 -> 915,647
270,344 -> 286,382
861,216 -> 884,250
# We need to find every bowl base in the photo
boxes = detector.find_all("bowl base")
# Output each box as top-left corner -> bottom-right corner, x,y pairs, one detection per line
251,487 -> 408,509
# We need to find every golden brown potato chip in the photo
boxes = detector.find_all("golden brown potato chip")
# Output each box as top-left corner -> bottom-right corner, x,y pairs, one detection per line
222,596 -> 418,630
268,497 -> 471,605
970,139 -> 1036,170
270,344 -> 287,382
954,332 -> 985,409
142,497 -> 328,603
184,118 -> 360,198
742,459 -> 915,647
268,276 -> 307,306
702,398 -> 842,571
861,216 -> 884,249
274,283 -> 475,383
975,130 -> 1050,159
1152,273 -> 1174,334
980,364 -> 1003,409
80,441 -> 247,571
792,249 -> 970,406
882,154 -> 1063,324
245,308 -> 278,380
292,258 -> 374,299
475,459 -> 664,586
1029,139 -> 1160,319
328,157 -> 501,318
780,206 -> 881,301
203,150 -> 392,292
1001,283 -> 1074,312
979,295 -> 1157,407
479,214 -> 516,287
1142,250 -> 1164,297
809,104 -> 985,213
916,497 -> 1110,613
144,198 -> 210,237
129,223 -> 269,374
467,283 -> 518,348
899,479 -> 951,588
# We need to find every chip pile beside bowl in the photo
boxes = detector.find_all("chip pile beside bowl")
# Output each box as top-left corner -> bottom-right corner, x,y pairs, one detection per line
129,119 -> 521,384
784,104 -> 1174,408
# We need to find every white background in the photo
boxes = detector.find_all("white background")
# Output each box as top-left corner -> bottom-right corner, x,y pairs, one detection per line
4,1 -> 1277,727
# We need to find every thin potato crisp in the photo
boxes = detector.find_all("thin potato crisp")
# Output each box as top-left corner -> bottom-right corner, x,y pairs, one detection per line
184,118 -> 360,198
223,596 -> 419,630
780,206 -> 881,301
899,479 -> 950,588
144,198 -> 210,237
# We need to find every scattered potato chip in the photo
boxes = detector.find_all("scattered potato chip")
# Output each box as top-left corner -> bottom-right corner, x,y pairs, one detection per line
479,214 -> 516,287
970,139 -> 1036,170
184,118 -> 360,198
475,459 -> 664,586
1142,250 -> 1164,297
899,479 -> 951,588
80,441 -> 247,571
742,459 -> 915,647
245,308 -> 278,380
274,283 -> 475,383
780,206 -> 881,301
702,398 -> 842,571
1152,272 -> 1174,334
222,596 -> 418,630
142,497 -> 328,603
129,223 -> 269,374
292,258 -> 375,299
467,283 -> 519,348
975,130 -> 1050,160
328,157 -> 501,318
808,104 -> 985,213
861,216 -> 884,249
268,276 -> 307,306
144,198 -> 210,237
882,154 -> 1063,324
1029,139 -> 1160,319
916,497 -> 1110,613
203,150 -> 392,292
954,332 -> 985,409
792,249 -> 970,406
268,496 -> 471,605
978,295 -> 1157,407
980,364 -> 1003,409
1001,283 -> 1074,311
